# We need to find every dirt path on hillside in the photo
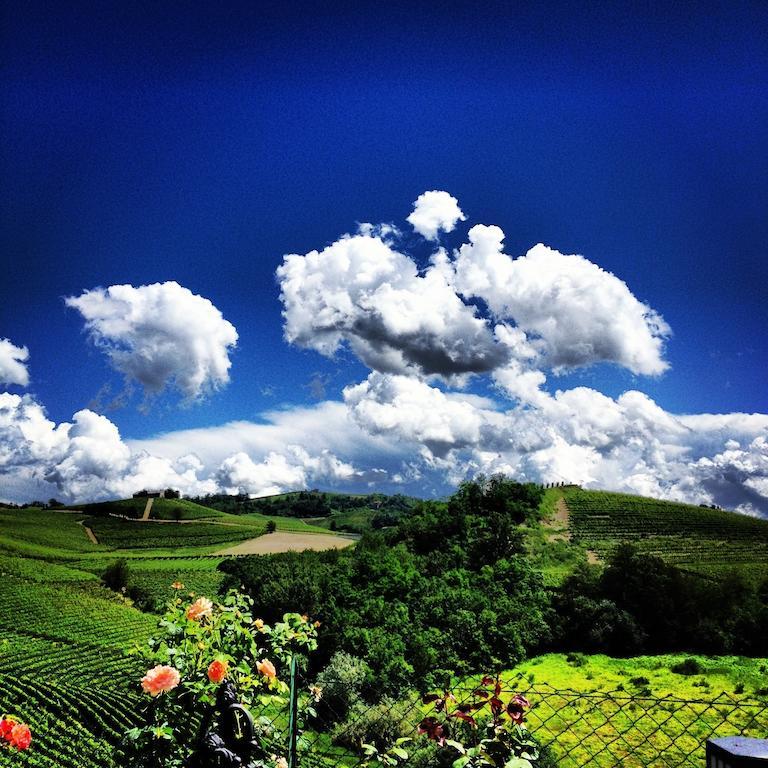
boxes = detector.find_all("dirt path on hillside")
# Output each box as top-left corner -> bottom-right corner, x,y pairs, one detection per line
141,498 -> 154,520
77,519 -> 99,544
216,531 -> 358,556
543,496 -> 572,542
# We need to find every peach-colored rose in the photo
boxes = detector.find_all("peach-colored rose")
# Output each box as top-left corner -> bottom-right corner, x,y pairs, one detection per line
171,581 -> 184,590
10,723 -> 31,751
141,665 -> 181,696
186,597 -> 213,621
207,659 -> 228,683
253,618 -> 265,631
313,620 -> 321,628
257,659 -> 277,679
276,757 -> 288,768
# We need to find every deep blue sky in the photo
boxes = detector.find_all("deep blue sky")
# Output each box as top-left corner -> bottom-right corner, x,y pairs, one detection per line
2,0 -> 767,441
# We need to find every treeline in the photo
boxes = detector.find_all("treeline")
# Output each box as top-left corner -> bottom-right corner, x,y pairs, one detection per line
220,477 -> 549,692
190,490 -> 419,532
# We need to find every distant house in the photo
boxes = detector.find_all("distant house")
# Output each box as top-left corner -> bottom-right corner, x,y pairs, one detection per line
132,488 -> 181,499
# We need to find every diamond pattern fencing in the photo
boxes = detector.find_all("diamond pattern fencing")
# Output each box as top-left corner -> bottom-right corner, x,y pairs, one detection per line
249,668 -> 768,768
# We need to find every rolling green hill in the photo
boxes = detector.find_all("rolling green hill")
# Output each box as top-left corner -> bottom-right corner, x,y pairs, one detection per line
560,487 -> 768,582
189,489 -> 419,534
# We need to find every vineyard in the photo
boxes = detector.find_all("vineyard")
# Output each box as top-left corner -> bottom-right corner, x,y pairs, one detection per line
563,489 -> 768,579
0,572 -> 153,767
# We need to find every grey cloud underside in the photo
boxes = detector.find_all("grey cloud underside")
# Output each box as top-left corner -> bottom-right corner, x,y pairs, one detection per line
346,317 -> 508,376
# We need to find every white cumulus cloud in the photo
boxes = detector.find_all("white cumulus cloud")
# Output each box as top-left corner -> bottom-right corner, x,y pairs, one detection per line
278,193 -> 669,400
407,190 -> 466,240
454,227 -> 670,377
277,231 -> 504,379
65,281 -> 238,403
0,338 -> 30,387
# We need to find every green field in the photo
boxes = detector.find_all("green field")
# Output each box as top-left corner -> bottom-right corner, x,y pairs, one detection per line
0,502 -> 356,767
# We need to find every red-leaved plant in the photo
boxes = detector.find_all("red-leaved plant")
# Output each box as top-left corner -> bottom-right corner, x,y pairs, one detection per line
417,676 -> 540,768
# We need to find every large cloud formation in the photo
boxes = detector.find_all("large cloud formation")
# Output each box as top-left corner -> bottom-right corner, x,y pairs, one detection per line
0,338 -> 30,387
277,200 -> 669,397
275,191 -> 768,517
66,281 -> 238,402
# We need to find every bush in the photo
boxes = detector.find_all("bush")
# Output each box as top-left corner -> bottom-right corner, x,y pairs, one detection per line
313,652 -> 371,725
671,658 -> 702,676
102,559 -> 129,592
331,695 -> 414,751
266,520 -> 277,534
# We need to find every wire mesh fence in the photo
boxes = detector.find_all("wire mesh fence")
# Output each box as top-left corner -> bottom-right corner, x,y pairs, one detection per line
248,666 -> 768,768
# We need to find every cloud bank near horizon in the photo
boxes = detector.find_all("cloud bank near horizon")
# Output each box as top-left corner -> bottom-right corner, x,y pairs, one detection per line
1,193 -> 767,517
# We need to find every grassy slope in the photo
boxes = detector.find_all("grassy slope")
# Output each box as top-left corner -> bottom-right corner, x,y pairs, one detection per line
527,487 -> 768,586
499,654 -> 768,767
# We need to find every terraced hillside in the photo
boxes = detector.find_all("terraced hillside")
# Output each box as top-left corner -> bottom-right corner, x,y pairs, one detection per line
0,556 -> 154,767
563,488 -> 768,581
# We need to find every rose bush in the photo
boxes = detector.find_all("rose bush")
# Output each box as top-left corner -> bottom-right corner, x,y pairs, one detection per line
0,716 -> 32,752
122,585 -> 317,768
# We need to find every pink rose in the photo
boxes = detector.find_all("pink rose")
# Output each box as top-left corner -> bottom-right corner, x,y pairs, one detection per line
207,659 -> 228,684
141,665 -> 181,696
186,597 -> 213,621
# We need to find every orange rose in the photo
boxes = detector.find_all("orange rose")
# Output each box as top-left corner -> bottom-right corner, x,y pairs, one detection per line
257,659 -> 277,679
141,665 -> 181,696
207,659 -> 228,683
171,581 -> 184,590
186,597 -> 213,621
10,723 -> 31,751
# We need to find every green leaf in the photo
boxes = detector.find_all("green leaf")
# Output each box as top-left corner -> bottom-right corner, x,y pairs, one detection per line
503,759 -> 532,768
390,747 -> 408,760
445,740 -> 466,753
452,756 -> 471,768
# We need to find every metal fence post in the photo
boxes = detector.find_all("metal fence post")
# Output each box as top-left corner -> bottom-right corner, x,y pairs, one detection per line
287,654 -> 299,768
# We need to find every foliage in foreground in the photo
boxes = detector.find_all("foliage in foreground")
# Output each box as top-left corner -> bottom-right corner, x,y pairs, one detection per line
123,587 -> 318,768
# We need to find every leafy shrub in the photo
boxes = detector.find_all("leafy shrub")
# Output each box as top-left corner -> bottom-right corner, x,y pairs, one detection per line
266,519 -> 277,533
123,586 -> 318,768
629,676 -> 650,686
331,695 -> 414,751
671,658 -> 702,676
313,651 -> 372,725
102,559 -> 130,591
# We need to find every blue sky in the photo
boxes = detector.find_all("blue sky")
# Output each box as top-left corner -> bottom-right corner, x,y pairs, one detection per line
1,2 -> 767,512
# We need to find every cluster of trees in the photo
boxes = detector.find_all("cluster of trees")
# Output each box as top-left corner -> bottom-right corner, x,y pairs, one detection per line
220,476 -> 768,696
0,498 -> 64,509
551,543 -> 768,656
220,477 -> 549,693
